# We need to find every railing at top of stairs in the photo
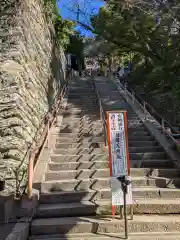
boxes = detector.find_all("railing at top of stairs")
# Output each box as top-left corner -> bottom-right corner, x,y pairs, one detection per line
27,70 -> 72,199
113,75 -> 180,149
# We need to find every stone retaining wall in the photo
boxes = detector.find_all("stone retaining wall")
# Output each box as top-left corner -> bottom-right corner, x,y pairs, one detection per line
0,0 -> 66,192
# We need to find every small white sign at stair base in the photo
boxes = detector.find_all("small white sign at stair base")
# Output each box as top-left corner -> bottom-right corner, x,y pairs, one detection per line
107,111 -> 130,177
111,176 -> 133,206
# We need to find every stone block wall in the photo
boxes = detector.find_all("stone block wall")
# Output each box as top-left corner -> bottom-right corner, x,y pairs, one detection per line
0,0 -> 66,192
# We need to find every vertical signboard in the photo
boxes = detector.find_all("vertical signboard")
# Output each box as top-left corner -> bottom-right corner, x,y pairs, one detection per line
107,111 -> 132,215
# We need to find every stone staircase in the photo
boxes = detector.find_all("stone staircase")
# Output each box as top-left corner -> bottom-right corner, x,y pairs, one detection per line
29,77 -> 180,239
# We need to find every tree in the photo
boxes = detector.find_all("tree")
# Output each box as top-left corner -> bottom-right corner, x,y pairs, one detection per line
88,0 -> 180,125
66,32 -> 85,70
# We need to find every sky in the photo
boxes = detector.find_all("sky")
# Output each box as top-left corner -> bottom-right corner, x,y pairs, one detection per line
58,0 -> 105,37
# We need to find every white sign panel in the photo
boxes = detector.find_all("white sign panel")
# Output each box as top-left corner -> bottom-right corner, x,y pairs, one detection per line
111,176 -> 133,206
108,112 -> 128,177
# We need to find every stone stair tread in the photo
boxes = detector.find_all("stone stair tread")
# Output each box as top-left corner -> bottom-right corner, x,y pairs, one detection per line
38,201 -> 97,210
50,154 -> 107,160
131,176 -> 178,180
50,158 -> 169,163
134,198 -> 180,204
45,168 -> 109,180
36,199 -> 180,217
133,187 -> 180,192
131,167 -> 177,174
53,148 -> 105,155
41,187 -> 180,195
40,188 -> 110,196
131,168 -> 177,172
128,141 -> 158,146
129,146 -> 163,152
45,168 -> 179,179
43,175 -> 180,183
31,214 -> 180,226
40,187 -> 180,198
46,168 -> 108,173
29,232 -> 180,240
38,199 -> 180,211
43,177 -> 108,184
49,161 -> 108,166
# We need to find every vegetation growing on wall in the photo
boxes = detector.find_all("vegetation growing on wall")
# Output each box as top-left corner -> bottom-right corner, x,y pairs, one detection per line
44,0 -> 74,48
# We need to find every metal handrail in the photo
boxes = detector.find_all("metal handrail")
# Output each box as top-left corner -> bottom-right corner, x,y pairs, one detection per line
27,70 -> 71,198
114,76 -> 180,147
125,82 -> 178,134
91,78 -> 108,146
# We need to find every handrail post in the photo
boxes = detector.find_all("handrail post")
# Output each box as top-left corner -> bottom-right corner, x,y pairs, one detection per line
103,119 -> 107,146
47,119 -> 50,149
28,152 -> 34,199
162,118 -> 165,133
124,82 -> 127,91
100,102 -> 102,121
132,91 -> 135,105
143,101 -> 146,120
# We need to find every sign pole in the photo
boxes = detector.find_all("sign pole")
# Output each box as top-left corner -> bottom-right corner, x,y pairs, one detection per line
123,186 -> 128,239
106,110 -> 132,239
118,176 -> 130,239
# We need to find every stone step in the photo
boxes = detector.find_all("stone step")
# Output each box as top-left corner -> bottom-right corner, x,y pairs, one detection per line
129,146 -> 164,153
128,141 -> 158,147
45,169 -> 109,181
131,159 -> 174,168
62,111 -> 99,116
67,92 -> 97,95
62,113 -> 100,119
131,168 -> 180,178
67,96 -> 97,100
66,102 -> 97,105
130,152 -> 168,160
128,127 -> 148,132
60,121 -> 93,126
59,128 -> 102,134
50,154 -> 171,167
55,140 -> 161,151
128,136 -> 154,141
55,141 -> 163,152
67,94 -> 97,97
36,199 -> 180,218
55,143 -> 103,149
128,131 -> 151,136
60,123 -> 102,129
31,215 -> 180,235
28,232 -> 180,240
48,161 -> 108,171
61,119 -> 83,124
52,128 -> 103,136
53,146 -> 163,155
41,177 -> 180,192
39,187 -> 180,204
53,148 -> 105,155
65,106 -> 99,110
57,132 -> 103,138
66,102 -> 98,106
50,154 -> 108,163
56,136 -> 104,143
39,189 -> 111,203
46,168 -> 179,181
